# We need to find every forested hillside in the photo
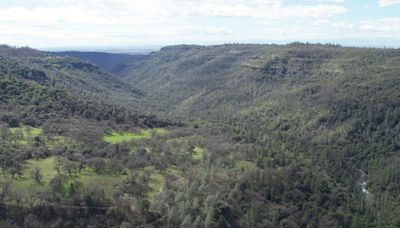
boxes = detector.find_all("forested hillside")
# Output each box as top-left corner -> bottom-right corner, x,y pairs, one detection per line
0,46 -> 144,108
0,46 -> 184,227
1,44 -> 400,227
113,43 -> 400,227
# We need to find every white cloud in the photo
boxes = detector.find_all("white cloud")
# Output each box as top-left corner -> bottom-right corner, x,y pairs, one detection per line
379,0 -> 400,6
18,0 -> 400,48
0,0 -> 350,47
308,0 -> 345,2
171,26 -> 233,35
0,0 -> 347,25
281,4 -> 347,19
175,0 -> 347,19
309,18 -> 400,39
359,18 -> 400,32
0,5 -> 111,25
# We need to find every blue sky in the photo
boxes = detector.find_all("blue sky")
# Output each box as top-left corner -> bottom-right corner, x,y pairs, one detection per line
0,0 -> 399,49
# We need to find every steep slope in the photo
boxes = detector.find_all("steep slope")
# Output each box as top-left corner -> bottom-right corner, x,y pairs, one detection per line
0,46 -> 172,131
118,43 -> 399,120
51,51 -> 145,74
117,43 -> 400,226
0,46 -> 143,108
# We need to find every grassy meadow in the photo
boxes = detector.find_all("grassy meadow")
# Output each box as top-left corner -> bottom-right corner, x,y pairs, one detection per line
103,128 -> 167,144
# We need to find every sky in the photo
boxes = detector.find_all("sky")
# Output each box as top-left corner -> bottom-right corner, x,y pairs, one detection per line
0,0 -> 400,49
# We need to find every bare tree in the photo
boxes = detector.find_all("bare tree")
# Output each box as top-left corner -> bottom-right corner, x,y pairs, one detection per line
31,167 -> 43,183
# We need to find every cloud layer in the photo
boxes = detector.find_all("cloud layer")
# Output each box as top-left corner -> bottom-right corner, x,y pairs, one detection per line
379,0 -> 400,6
0,0 -> 398,47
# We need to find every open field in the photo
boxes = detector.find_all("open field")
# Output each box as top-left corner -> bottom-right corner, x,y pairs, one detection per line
0,155 -> 184,199
103,128 -> 167,144
4,157 -> 58,192
0,157 -> 126,197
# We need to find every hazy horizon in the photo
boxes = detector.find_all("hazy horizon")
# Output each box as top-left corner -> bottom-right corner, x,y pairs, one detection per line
18,38 -> 400,54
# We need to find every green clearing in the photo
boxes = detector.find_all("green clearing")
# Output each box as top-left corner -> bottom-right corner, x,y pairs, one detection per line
154,128 -> 168,134
235,160 -> 257,171
142,166 -> 165,197
193,146 -> 204,160
9,126 -> 42,144
73,170 -> 125,196
1,157 -> 58,192
142,165 -> 182,197
103,131 -> 151,144
103,128 -> 167,144
7,126 -> 71,148
0,157 -> 126,196
0,156 -> 181,198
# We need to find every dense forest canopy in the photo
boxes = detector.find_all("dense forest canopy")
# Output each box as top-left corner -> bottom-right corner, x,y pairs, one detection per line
0,43 -> 399,227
